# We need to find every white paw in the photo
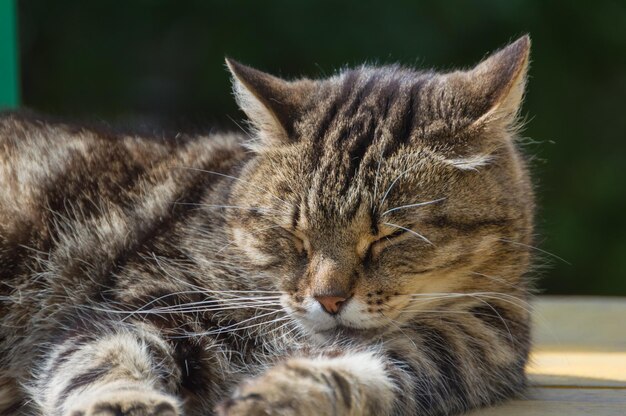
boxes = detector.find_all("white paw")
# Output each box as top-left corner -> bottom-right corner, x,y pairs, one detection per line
216,360 -> 344,416
65,386 -> 180,416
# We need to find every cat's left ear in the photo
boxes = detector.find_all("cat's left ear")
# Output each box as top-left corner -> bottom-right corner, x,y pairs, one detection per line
452,35 -> 531,130
226,58 -> 314,147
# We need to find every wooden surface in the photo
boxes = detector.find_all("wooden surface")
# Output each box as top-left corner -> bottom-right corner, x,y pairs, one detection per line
469,296 -> 626,415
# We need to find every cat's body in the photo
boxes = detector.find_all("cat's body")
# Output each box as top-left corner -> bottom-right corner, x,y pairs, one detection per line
1,36 -> 534,416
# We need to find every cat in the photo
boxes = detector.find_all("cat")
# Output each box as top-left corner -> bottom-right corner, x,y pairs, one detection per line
0,35 -> 534,416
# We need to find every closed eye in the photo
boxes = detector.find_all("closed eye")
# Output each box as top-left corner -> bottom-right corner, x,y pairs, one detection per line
382,222 -> 434,246
380,227 -> 407,240
281,228 -> 310,256
363,226 -> 408,261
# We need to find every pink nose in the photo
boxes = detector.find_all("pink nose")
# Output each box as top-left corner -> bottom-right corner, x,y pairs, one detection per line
315,296 -> 347,314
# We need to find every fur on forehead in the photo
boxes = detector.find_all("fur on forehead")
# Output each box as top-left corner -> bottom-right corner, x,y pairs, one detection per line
226,36 -> 530,167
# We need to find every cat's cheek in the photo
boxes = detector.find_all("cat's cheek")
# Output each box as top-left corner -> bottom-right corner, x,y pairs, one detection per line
231,227 -> 306,273
337,299 -> 383,329
231,227 -> 280,266
279,295 -> 306,318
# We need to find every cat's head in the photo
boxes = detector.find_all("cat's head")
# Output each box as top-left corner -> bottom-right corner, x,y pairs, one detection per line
225,36 -> 534,338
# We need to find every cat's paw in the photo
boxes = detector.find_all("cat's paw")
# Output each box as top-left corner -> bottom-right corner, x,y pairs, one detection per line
216,360 -> 348,416
65,386 -> 181,416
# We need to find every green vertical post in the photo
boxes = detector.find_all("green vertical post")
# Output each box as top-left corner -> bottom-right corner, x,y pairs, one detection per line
0,0 -> 19,108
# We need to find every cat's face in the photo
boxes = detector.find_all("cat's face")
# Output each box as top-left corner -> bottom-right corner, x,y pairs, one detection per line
226,36 -> 534,338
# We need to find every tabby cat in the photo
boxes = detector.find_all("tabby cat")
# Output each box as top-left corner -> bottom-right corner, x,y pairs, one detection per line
0,35 -> 534,416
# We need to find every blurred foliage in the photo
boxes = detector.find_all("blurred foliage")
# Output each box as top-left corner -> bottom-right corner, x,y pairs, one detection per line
17,0 -> 626,295
0,0 -> 19,107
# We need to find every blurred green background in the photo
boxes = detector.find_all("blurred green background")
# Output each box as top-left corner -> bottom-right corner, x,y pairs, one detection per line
2,0 -> 625,295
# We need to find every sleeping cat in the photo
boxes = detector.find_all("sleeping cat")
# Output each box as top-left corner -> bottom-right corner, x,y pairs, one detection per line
0,35 -> 534,416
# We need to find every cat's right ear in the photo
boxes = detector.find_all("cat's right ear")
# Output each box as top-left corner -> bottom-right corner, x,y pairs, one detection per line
225,58 -> 314,148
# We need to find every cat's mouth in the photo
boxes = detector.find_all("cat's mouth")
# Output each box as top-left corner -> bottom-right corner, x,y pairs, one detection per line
283,294 -> 392,338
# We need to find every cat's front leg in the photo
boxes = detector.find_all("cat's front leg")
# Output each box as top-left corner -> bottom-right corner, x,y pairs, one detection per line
216,351 -> 395,416
33,323 -> 183,416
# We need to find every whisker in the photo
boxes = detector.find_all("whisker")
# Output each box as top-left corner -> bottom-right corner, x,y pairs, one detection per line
114,289 -> 215,319
399,293 -> 528,344
462,293 -> 515,343
173,203 -> 283,214
498,238 -> 571,265
227,114 -> 254,140
82,298 -> 281,313
382,312 -> 418,350
381,197 -> 446,216
131,289 -> 281,308
153,299 -> 282,312
149,254 -> 209,293
469,271 -> 525,290
380,166 -> 413,207
266,319 -> 299,339
407,291 -> 527,301
211,317 -> 292,337
383,222 -> 433,245
177,311 -> 288,338
215,224 -> 284,254
177,167 -> 290,207
85,304 -> 280,316
163,295 -> 283,304
405,292 -> 532,315
152,300 -> 282,312
151,305 -> 282,314
134,257 -> 286,296
281,321 -> 305,341
201,289 -> 284,295
398,309 -> 470,314
373,147 -> 385,206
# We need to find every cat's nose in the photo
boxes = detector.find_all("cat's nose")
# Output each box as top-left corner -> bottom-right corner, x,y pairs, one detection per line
315,296 -> 347,315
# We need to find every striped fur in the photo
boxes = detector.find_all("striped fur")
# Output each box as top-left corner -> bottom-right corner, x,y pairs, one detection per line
1,36 -> 534,415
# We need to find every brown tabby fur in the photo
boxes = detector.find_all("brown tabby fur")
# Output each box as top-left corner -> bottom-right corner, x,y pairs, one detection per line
0,36 -> 534,416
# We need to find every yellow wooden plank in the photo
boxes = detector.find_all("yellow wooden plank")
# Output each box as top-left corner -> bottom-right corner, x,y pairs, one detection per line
469,387 -> 626,416
533,296 -> 626,352
528,351 -> 626,387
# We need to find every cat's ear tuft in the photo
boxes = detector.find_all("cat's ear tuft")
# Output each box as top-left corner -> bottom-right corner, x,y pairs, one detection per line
464,35 -> 531,128
225,58 -> 314,148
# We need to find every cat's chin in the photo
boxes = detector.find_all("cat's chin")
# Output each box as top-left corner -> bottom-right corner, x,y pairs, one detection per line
314,324 -> 383,340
